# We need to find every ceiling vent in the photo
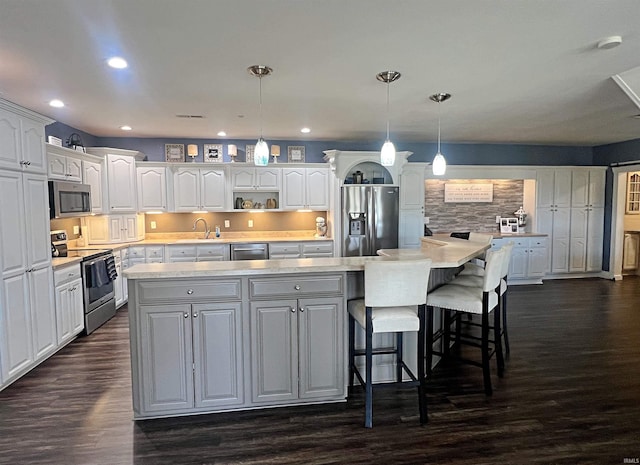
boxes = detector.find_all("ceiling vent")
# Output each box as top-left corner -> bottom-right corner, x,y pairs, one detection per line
612,66 -> 640,111
176,114 -> 205,119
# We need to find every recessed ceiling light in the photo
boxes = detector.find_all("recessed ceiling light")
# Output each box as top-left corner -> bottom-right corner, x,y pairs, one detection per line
300,127 -> 311,134
107,56 -> 128,69
120,125 -> 132,131
49,99 -> 64,108
217,131 -> 227,137
597,35 -> 622,50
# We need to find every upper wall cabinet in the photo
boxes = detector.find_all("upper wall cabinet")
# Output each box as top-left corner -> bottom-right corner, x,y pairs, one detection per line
137,166 -> 167,212
536,169 -> 572,208
0,101 -> 52,174
173,166 -> 226,212
46,145 -> 83,182
82,158 -> 105,214
107,154 -> 137,213
231,167 -> 280,191
281,167 -> 329,210
571,168 -> 605,208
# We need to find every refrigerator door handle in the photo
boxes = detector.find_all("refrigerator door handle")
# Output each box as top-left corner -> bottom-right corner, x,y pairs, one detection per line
368,187 -> 376,255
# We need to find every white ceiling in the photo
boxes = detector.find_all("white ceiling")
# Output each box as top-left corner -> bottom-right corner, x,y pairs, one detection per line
1,0 -> 639,147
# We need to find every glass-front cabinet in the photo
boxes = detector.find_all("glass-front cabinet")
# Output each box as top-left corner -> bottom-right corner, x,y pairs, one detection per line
627,172 -> 640,214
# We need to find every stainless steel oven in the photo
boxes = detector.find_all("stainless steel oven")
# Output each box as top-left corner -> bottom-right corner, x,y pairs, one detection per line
71,249 -> 117,334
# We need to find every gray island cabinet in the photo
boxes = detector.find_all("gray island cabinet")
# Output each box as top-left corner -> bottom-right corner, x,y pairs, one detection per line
127,268 -> 347,420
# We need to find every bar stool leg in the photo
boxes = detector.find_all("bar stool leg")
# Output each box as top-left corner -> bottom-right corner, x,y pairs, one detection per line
348,314 -> 355,389
481,293 -> 493,396
502,289 -> 510,356
417,304 -> 428,424
443,309 -> 451,357
365,306 -> 374,428
396,333 -> 404,382
426,306 -> 434,378
494,300 -> 504,378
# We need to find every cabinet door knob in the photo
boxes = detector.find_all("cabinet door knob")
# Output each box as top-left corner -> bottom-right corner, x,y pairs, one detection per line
183,313 -> 189,318
187,289 -> 194,295
299,307 -> 305,312
193,312 -> 198,318
294,284 -> 301,290
290,307 -> 296,313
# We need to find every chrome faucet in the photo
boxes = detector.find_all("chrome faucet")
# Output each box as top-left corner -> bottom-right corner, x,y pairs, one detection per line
193,217 -> 211,239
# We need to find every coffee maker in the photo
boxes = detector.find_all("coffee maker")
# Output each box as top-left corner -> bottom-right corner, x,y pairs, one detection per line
50,230 -> 68,257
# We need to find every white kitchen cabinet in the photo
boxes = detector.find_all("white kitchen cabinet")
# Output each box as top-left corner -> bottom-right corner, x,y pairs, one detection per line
494,237 -> 547,282
0,102 -> 51,174
47,150 -> 82,182
623,233 -> 639,271
173,167 -> 226,211
269,241 -> 334,259
114,252 -> 125,308
0,170 -> 56,387
145,246 -> 165,263
399,163 -> 426,248
281,167 -> 329,210
107,153 -> 137,213
137,166 -> 167,212
571,169 -> 606,209
82,158 -> 105,214
231,167 -> 280,191
536,207 -> 571,274
536,169 -> 572,208
84,213 -> 145,244
53,264 -> 83,346
196,244 -> 229,261
569,206 -> 604,272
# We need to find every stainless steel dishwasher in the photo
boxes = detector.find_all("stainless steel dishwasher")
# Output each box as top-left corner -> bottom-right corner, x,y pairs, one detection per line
230,243 -> 269,260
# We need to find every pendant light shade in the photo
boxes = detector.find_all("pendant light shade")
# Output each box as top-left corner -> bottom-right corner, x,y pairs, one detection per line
376,71 -> 401,167
248,65 -> 272,166
429,92 -> 451,176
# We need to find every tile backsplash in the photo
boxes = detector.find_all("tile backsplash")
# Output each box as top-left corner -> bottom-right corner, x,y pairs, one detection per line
425,179 -> 524,233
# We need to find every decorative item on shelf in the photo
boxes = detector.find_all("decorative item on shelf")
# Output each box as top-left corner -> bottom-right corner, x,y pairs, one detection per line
376,70 -> 401,166
266,197 -> 277,209
315,217 -> 327,238
66,133 -> 85,153
235,196 -> 243,209
204,144 -> 223,163
245,144 -> 255,164
514,206 -> 527,227
242,199 -> 253,209
187,144 -> 198,162
248,64 -> 273,166
352,170 -> 364,184
228,144 -> 237,163
165,144 -> 185,162
47,135 -> 62,146
287,145 -> 305,163
429,92 -> 451,176
271,144 -> 280,163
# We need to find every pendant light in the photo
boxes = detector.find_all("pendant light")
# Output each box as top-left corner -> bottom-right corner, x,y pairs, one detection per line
429,92 -> 451,176
248,65 -> 272,166
376,71 -> 401,166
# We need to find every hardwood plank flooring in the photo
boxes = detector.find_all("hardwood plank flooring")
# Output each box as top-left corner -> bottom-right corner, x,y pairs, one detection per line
1,277 -> 639,465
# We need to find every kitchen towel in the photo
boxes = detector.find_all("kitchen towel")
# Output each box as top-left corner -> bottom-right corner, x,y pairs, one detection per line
87,260 -> 110,288
105,255 -> 117,281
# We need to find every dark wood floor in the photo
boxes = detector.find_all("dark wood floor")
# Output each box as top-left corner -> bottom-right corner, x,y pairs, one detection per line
1,277 -> 639,465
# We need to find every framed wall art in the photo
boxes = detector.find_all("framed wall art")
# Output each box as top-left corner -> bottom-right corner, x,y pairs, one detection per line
165,144 -> 185,162
245,144 -> 255,164
287,145 -> 305,163
204,144 -> 223,163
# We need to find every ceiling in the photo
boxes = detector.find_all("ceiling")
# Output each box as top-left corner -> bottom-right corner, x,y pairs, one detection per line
1,0 -> 639,147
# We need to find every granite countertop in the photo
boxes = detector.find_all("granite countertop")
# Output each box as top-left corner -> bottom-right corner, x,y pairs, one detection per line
51,256 -> 83,269
123,236 -> 488,280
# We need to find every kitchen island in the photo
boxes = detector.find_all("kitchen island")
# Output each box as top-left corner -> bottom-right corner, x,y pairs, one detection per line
123,236 -> 489,420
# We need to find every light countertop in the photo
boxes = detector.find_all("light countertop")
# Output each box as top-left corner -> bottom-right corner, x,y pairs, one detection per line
123,235 -> 488,280
51,256 -> 83,269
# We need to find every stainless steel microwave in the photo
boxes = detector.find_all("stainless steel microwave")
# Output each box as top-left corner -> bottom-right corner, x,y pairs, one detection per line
48,180 -> 92,219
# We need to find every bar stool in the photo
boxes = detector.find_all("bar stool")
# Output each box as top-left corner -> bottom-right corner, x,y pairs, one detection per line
451,242 -> 514,357
426,247 -> 505,396
348,258 -> 432,428
459,232 -> 494,276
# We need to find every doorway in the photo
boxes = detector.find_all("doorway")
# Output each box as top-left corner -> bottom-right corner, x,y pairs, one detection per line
609,165 -> 640,279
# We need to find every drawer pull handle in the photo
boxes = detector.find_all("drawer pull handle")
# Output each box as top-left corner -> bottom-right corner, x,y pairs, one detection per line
187,289 -> 194,295
294,285 -> 301,290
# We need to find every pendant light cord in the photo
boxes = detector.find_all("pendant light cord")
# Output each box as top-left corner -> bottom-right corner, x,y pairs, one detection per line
259,76 -> 264,139
386,80 -> 391,140
437,101 -> 441,153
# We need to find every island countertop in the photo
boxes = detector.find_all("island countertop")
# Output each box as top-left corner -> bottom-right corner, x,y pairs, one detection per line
123,235 -> 489,279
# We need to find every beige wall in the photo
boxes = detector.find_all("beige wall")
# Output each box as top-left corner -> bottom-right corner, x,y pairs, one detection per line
144,211 -> 326,233
624,214 -> 640,231
50,217 -> 82,239
425,179 -> 524,233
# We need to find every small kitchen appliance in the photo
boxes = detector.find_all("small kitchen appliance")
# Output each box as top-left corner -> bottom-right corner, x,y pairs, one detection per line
50,230 -> 68,257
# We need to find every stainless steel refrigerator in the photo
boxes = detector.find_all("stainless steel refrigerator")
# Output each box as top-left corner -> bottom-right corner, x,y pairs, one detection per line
341,185 -> 399,256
